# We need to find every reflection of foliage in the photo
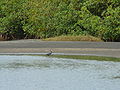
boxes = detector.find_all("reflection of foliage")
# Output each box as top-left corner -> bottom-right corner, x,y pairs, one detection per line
0,0 -> 120,41
4,62 -> 51,69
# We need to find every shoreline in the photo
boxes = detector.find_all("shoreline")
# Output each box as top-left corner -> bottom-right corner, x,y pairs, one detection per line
0,53 -> 120,62
0,48 -> 120,58
0,40 -> 120,58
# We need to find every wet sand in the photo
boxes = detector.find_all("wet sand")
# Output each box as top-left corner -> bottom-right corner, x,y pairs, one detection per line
0,40 -> 120,58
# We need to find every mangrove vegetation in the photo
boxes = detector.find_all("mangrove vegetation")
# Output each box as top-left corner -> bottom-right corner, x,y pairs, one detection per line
0,0 -> 120,41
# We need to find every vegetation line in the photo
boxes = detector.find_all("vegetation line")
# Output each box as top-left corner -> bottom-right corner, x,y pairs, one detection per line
48,55 -> 120,62
25,54 -> 120,62
1,54 -> 120,62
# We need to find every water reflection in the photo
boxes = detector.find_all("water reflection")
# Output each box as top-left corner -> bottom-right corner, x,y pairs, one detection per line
0,55 -> 91,69
0,55 -> 120,90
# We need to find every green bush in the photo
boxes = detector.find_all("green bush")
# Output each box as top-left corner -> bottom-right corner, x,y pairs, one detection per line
0,0 -> 120,41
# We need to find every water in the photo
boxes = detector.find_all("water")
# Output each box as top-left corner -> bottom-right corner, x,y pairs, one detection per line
0,55 -> 120,90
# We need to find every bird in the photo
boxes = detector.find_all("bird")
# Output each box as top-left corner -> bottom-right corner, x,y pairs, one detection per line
46,50 -> 53,56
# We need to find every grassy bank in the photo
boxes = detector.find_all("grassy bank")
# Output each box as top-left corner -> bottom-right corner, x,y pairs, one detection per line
47,55 -> 120,62
43,35 -> 102,42
0,35 -> 103,42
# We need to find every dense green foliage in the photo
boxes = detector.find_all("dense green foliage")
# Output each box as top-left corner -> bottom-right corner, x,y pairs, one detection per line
0,0 -> 120,41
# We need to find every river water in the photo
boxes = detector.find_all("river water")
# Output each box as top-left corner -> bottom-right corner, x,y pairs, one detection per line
0,55 -> 120,90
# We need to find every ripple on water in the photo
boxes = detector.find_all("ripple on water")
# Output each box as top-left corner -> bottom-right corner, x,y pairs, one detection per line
0,55 -> 120,90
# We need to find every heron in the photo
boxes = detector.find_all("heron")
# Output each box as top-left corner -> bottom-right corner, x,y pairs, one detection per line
46,50 -> 53,56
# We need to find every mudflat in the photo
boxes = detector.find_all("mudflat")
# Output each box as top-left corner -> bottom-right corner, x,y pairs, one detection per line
0,39 -> 120,58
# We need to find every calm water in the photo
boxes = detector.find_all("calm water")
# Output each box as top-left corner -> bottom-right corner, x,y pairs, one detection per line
0,55 -> 120,90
